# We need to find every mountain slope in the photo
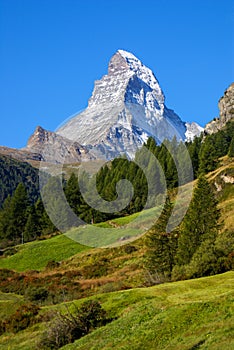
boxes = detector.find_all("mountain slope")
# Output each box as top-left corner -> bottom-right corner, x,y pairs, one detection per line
0,271 -> 233,350
62,272 -> 234,350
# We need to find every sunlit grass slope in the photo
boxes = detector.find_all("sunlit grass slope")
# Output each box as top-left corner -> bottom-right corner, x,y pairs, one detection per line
0,235 -> 89,271
0,271 -> 233,350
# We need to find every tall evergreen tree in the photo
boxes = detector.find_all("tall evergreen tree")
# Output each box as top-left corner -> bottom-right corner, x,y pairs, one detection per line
198,137 -> 217,174
5,183 -> 29,242
23,205 -> 41,242
228,136 -> 234,157
0,195 -> 11,240
35,198 -> 56,235
145,197 -> 178,283
176,175 -> 220,266
41,176 -> 75,231
186,136 -> 202,178
64,172 -> 81,215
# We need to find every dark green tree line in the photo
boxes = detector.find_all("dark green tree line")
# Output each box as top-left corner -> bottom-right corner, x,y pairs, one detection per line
0,155 -> 40,208
0,183 -> 56,246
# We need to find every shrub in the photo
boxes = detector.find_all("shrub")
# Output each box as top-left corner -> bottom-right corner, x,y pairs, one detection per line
38,300 -> 109,349
25,286 -> 49,303
45,260 -> 60,269
82,261 -> 109,278
39,312 -> 82,349
0,320 -> 5,336
0,268 -> 17,280
78,300 -> 107,333
99,281 -> 127,293
2,246 -> 17,257
171,264 -> 188,281
124,245 -> 137,254
4,303 -> 40,333
0,272 -> 25,294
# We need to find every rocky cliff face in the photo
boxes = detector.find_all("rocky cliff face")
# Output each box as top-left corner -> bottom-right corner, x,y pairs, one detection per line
23,126 -> 95,163
205,83 -> 234,134
57,50 -> 202,159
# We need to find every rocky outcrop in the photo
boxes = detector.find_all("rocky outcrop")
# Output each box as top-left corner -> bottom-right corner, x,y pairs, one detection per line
220,174 -> 234,184
23,126 -> 96,163
205,83 -> 234,134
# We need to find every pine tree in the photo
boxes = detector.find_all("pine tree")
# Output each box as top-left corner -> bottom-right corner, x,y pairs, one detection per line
5,183 -> 29,243
212,130 -> 229,158
145,197 -> 178,283
35,198 -> 56,235
23,205 -> 41,242
176,141 -> 195,184
0,195 -> 11,240
186,136 -> 202,178
145,136 -> 159,157
64,173 -> 81,215
228,136 -> 234,157
176,175 -> 220,266
198,137 -> 217,174
41,176 -> 76,231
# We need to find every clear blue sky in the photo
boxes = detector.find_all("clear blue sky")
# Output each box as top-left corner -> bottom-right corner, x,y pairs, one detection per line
0,0 -> 233,148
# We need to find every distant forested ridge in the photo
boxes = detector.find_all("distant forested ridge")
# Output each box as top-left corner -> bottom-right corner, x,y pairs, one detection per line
0,155 -> 40,207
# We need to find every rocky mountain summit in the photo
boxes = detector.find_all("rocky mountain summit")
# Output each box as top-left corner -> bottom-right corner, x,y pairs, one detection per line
205,83 -> 234,134
23,126 -> 95,163
57,50 -> 202,159
0,126 -> 96,166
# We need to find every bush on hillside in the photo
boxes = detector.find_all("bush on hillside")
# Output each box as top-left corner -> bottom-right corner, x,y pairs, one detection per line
45,260 -> 60,269
38,300 -> 110,349
3,303 -> 40,333
25,286 -> 49,303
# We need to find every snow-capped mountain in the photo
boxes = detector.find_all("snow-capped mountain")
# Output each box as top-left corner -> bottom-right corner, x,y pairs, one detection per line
56,50 -> 203,159
185,122 -> 204,142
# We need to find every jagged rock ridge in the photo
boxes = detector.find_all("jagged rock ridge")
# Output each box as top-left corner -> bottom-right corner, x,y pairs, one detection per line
205,83 -> 234,134
23,126 -> 96,163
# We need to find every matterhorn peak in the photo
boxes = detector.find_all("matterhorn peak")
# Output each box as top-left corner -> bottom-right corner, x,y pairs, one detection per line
55,50 -> 203,160
114,50 -> 163,92
108,49 -> 164,103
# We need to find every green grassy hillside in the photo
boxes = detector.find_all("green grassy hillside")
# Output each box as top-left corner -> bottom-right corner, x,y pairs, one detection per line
0,292 -> 23,319
0,271 -> 233,350
0,207 -> 158,272
0,235 -> 89,271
